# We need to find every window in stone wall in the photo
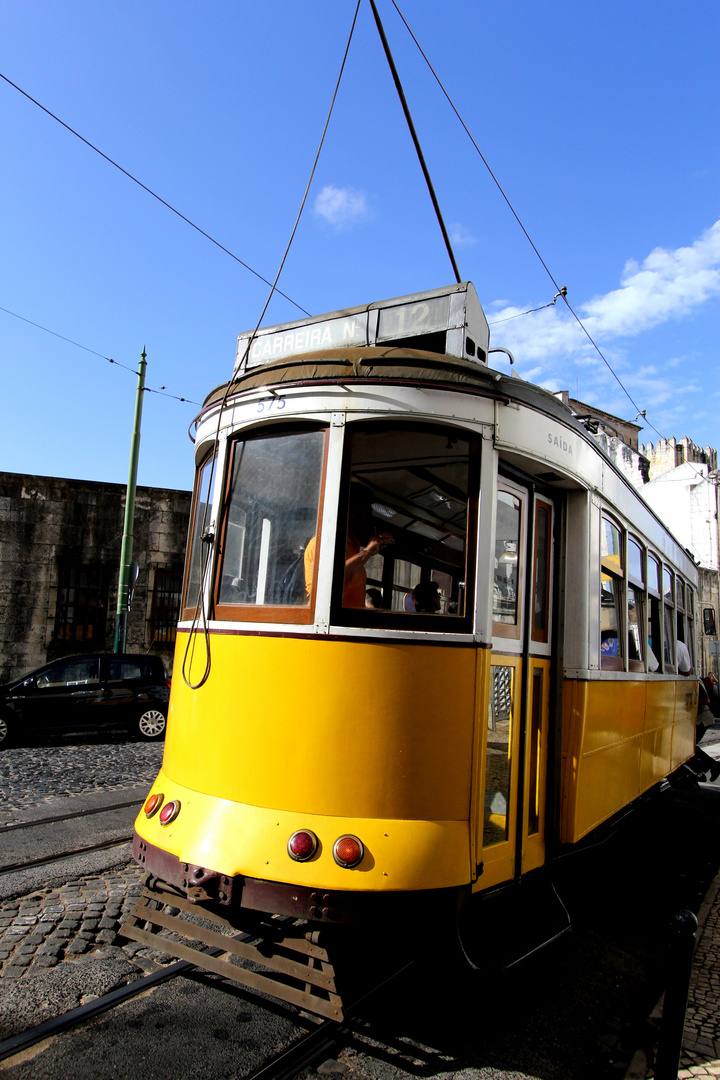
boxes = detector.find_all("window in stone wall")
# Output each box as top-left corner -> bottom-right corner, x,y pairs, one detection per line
151,567 -> 183,643
55,566 -> 109,645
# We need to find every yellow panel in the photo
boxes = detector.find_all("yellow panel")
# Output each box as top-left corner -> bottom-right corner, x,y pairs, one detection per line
645,679 -> 675,735
639,725 -> 674,789
561,677 -> 694,844
135,771 -> 470,891
580,680 -> 646,755
572,735 -> 643,838
672,718 -> 696,769
672,678 -> 698,768
165,632 -> 476,822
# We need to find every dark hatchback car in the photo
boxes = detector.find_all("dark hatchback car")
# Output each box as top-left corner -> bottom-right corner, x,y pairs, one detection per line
0,654 -> 170,749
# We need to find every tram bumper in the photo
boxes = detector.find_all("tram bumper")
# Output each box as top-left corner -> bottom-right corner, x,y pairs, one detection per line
135,829 -> 354,923
133,829 -> 464,927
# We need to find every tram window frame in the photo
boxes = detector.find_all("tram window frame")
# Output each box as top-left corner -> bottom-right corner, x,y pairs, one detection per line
328,419 -> 480,633
530,497 -> 553,645
212,423 -> 329,625
181,448 -> 218,622
663,566 -> 675,671
647,553 -> 663,673
686,585 -> 696,669
627,535 -> 645,673
676,577 -> 695,671
600,514 -> 624,671
493,484 -> 526,641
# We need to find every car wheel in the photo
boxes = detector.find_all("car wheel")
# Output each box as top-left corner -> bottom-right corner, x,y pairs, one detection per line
0,713 -> 12,749
135,708 -> 167,741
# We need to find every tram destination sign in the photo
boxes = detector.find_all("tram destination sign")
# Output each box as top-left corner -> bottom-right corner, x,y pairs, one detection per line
234,283 -> 490,373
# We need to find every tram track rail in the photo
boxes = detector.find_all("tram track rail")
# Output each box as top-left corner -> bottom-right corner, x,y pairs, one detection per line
0,834 -> 134,876
0,798 -> 141,834
0,797 -> 141,876
0,928 -> 409,1076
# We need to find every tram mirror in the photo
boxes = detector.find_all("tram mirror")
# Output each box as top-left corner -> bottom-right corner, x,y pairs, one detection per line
703,607 -> 717,635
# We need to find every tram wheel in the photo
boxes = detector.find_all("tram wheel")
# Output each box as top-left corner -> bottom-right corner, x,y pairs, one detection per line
134,708 -> 167,741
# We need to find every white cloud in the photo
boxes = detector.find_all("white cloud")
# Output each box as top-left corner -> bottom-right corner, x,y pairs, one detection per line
314,185 -> 368,228
489,220 -> 720,372
581,220 -> 720,337
449,223 -> 476,246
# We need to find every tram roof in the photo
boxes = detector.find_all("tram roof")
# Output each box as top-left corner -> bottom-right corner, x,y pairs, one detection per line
204,344 -> 576,425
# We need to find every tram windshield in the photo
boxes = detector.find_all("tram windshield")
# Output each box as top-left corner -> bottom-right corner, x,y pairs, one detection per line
215,427 -> 325,614
182,450 -> 216,619
330,423 -> 477,625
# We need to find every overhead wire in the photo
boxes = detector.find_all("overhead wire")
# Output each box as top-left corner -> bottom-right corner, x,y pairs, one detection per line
0,72 -> 311,319
180,0 -> 363,691
386,0 -> 667,443
0,303 -> 201,405
386,0 -> 720,496
488,289 -> 567,326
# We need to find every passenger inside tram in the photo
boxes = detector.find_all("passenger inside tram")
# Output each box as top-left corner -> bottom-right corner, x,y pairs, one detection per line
303,483 -> 393,607
411,580 -> 442,613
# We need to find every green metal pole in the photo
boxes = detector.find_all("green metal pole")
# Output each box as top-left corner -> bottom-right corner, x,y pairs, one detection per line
114,347 -> 147,654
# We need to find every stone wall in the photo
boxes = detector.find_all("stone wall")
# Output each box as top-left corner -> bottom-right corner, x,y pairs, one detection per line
0,473 -> 191,683
594,432 -> 650,490
640,437 -> 717,481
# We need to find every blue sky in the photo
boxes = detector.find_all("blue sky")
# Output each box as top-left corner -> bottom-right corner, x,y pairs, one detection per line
1,1 -> 718,491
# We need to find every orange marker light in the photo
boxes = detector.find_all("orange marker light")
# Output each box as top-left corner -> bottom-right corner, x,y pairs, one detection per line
144,793 -> 164,818
333,835 -> 364,869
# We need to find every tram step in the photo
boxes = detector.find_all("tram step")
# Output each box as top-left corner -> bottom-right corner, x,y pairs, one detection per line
119,876 -> 344,1021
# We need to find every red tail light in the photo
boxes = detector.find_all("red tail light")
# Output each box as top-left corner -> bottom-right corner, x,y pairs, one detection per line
287,830 -> 318,862
333,835 -> 364,869
159,800 -> 180,826
144,792 -> 164,817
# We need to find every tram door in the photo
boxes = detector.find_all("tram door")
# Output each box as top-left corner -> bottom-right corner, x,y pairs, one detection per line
477,480 -> 554,889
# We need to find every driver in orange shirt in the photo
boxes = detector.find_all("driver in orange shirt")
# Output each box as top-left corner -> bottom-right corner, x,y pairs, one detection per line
304,484 -> 393,607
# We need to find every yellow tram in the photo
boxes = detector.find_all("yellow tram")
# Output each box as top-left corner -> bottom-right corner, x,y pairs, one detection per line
126,282 -> 698,1014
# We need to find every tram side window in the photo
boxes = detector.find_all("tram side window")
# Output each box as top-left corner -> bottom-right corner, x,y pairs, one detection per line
332,423 -> 477,626
484,665 -> 515,846
627,537 -> 645,671
531,500 -> 552,643
493,492 -> 522,628
686,585 -> 696,669
663,567 -> 675,670
600,516 -> 624,669
647,554 -> 662,672
676,578 -> 695,672
182,451 -> 216,619
215,428 -> 326,618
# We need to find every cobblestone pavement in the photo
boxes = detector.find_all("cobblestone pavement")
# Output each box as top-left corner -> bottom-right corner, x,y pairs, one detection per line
0,865 -> 147,979
0,738 -> 168,1023
0,739 -> 163,821
677,869 -> 720,1077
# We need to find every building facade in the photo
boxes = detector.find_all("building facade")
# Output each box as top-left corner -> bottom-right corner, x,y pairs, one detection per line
0,472 -> 190,684
640,441 -> 720,679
